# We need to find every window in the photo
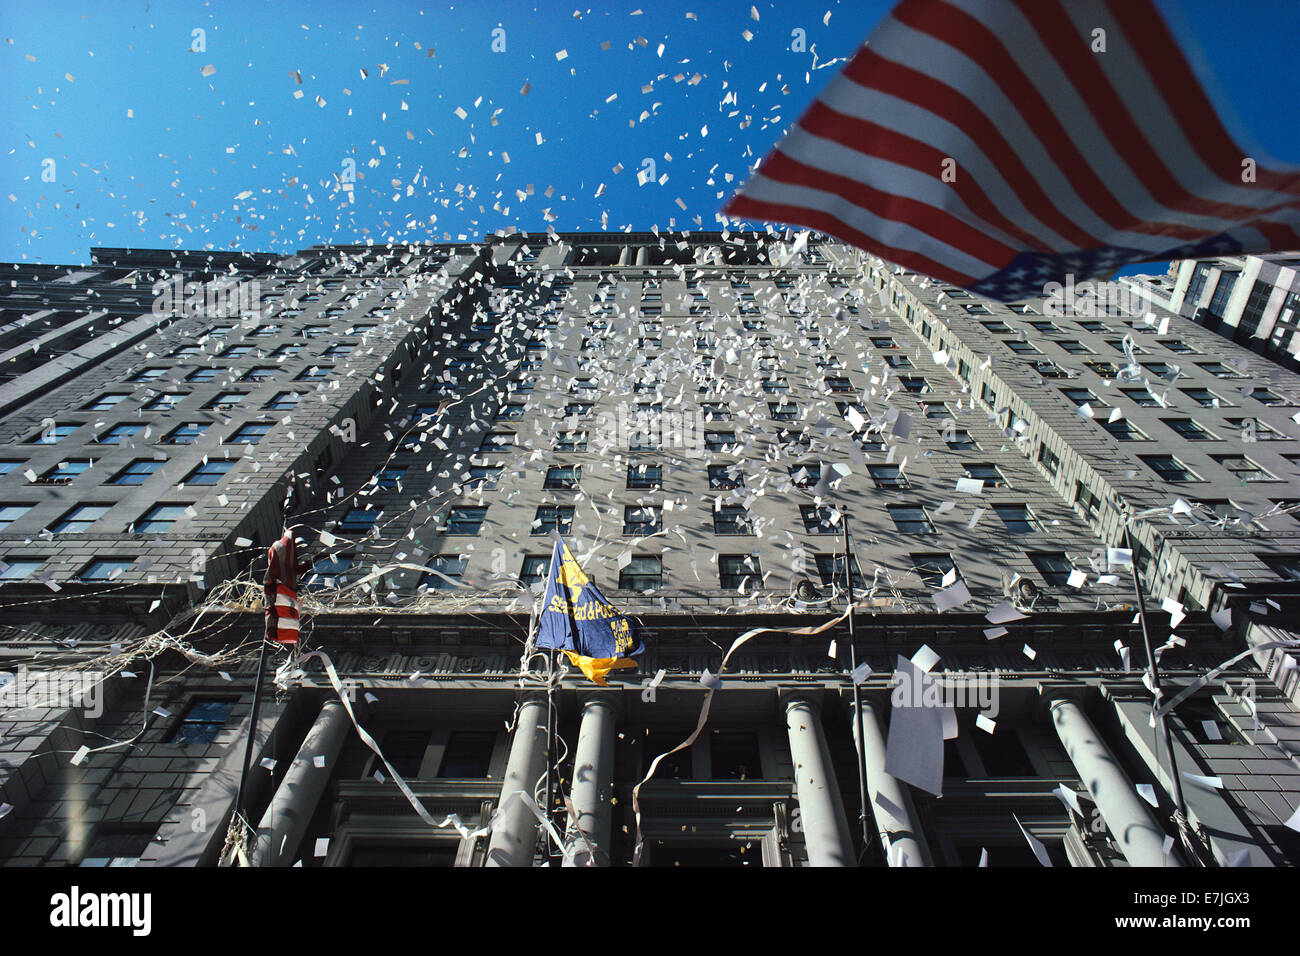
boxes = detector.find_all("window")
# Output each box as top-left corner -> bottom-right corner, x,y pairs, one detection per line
228,423 -> 273,444
306,555 -> 355,590
883,354 -> 912,368
713,506 -> 752,535
1225,417 -> 1283,441
946,429 -> 978,451
788,463 -> 821,488
479,432 -> 516,452
79,558 -> 135,582
241,367 -> 277,382
438,732 -> 496,778
913,553 -> 960,588
85,393 -> 129,411
50,505 -> 110,534
1160,339 -> 1198,354
372,467 -> 406,490
825,376 -> 855,393
0,462 -> 21,476
421,555 -> 467,591
296,366 -> 332,381
1197,362 -> 1242,379
868,464 -> 909,490
1100,419 -> 1147,441
0,505 -> 31,530
220,345 -> 253,359
466,466 -> 502,489
1028,552 -> 1072,586
700,403 -> 731,421
1176,698 -> 1245,746
1259,554 -> 1300,581
520,554 -> 551,585
205,391 -> 247,411
338,509 -> 380,534
555,432 -> 587,452
177,460 -> 233,487
981,382 -> 998,407
888,505 -> 934,534
1181,387 -> 1230,408
1184,262 -> 1212,309
1249,387 -> 1293,407
708,464 -> 742,490
1214,455 -> 1275,482
627,463 -> 662,489
1085,361 -> 1120,377
322,343 -> 354,358
963,463 -> 1007,488
624,505 -> 663,536
814,553 -> 864,590
264,391 -> 301,410
768,402 -> 799,421
1074,481 -> 1102,522
1237,279 -> 1273,336
0,558 -> 44,580
533,506 -> 574,535
78,828 -> 157,868
544,466 -> 581,490
110,460 -> 162,485
1057,340 -> 1092,354
132,504 -> 189,534
444,506 -> 487,535
992,503 -> 1039,534
1163,418 -> 1216,441
563,402 -> 595,418
1121,387 -> 1161,407
799,504 -> 838,534
164,422 -> 209,444
1061,388 -> 1100,407
760,379 -> 790,394
38,460 -> 92,483
1004,340 -> 1039,354
130,368 -> 167,383
705,431 -> 737,452
28,423 -> 80,444
719,554 -> 762,589
619,555 -> 662,591
1142,455 -> 1199,482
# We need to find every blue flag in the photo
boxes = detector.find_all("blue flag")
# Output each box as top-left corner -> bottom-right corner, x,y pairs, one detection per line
535,538 -> 641,685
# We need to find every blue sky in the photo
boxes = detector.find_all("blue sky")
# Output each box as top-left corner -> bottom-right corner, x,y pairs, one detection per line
2,1 -> 1296,271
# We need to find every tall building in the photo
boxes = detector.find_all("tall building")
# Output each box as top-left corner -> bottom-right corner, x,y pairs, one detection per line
0,235 -> 1297,867
1121,254 -> 1300,372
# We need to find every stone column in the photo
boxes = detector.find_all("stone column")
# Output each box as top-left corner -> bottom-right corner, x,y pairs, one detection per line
485,695 -> 549,867
634,246 -> 648,266
563,697 -> 616,867
1049,696 -> 1178,867
853,699 -> 933,866
250,698 -> 351,866
785,696 -> 855,866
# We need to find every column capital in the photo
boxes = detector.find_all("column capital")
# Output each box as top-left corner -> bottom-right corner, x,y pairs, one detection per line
778,688 -> 823,716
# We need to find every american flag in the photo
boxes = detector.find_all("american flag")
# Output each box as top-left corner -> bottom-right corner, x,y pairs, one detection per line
724,0 -> 1300,301
263,531 -> 303,645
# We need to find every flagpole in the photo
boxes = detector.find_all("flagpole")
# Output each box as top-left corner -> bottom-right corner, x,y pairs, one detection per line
1121,521 -> 1204,866
840,508 -> 872,861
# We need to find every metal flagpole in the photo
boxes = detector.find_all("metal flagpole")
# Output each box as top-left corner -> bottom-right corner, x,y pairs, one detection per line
840,508 -> 873,861
1121,521 -> 1205,866
544,648 -> 559,864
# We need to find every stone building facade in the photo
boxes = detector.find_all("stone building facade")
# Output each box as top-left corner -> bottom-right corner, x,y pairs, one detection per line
0,234 -> 1297,867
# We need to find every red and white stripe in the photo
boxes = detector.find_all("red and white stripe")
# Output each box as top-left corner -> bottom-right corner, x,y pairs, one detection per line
725,0 -> 1300,293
